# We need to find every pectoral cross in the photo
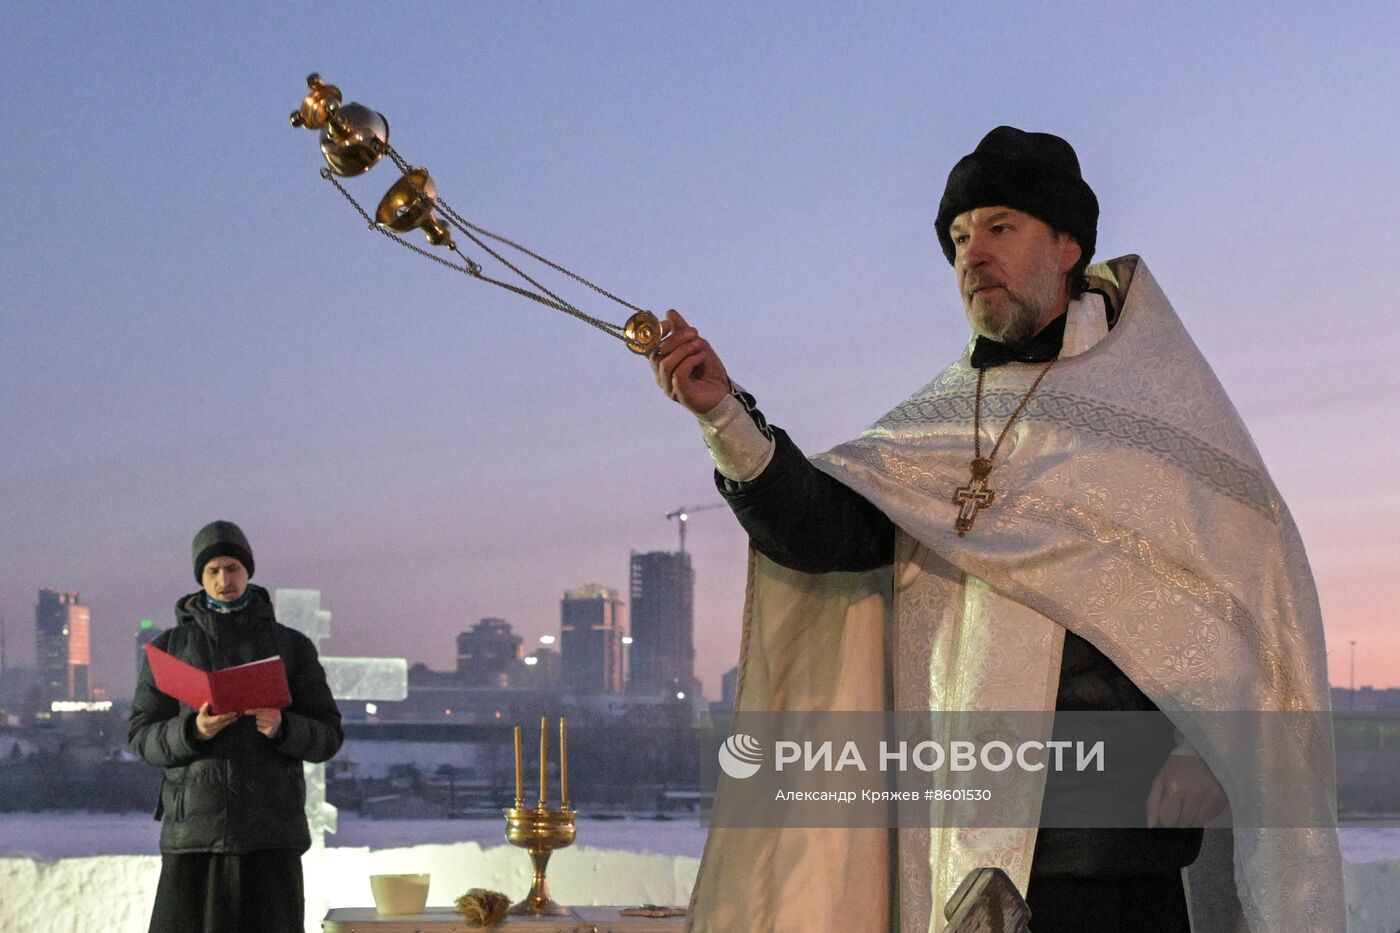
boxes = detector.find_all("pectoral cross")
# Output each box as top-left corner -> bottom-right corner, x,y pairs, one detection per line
952,458 -> 996,536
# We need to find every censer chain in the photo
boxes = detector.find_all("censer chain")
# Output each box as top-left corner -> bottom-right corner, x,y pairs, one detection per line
441,214 -> 626,337
320,169 -> 627,342
379,141 -> 648,318
433,199 -> 650,316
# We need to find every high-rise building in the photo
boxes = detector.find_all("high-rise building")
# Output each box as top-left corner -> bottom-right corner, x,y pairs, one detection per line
135,618 -> 163,678
456,618 -> 523,686
35,590 -> 90,703
519,646 -> 561,689
560,584 -> 625,694
627,551 -> 696,696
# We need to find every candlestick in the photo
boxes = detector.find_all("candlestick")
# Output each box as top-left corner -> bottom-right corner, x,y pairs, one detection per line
503,715 -> 578,916
538,716 -> 547,809
503,806 -> 576,916
513,725 -> 523,808
560,717 -> 569,810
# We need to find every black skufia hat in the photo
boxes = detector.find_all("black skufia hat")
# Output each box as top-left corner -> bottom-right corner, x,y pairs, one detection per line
935,126 -> 1098,275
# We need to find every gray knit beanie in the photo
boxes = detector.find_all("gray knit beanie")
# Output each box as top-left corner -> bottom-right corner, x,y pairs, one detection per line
192,520 -> 255,582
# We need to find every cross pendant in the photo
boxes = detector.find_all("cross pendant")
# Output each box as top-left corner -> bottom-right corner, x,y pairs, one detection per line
953,475 -> 995,536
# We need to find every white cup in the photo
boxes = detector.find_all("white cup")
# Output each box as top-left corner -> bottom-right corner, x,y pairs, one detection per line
369,873 -> 431,915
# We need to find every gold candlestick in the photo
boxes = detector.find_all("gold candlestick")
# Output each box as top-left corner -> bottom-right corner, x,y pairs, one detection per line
505,716 -> 577,916
504,804 -> 576,916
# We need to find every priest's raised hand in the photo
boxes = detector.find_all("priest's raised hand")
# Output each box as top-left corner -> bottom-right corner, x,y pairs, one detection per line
650,309 -> 731,415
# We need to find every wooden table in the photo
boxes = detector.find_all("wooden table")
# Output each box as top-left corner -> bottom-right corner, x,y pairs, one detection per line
323,906 -> 687,933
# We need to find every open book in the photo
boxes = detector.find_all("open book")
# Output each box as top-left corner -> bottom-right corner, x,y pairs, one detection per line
144,643 -> 291,715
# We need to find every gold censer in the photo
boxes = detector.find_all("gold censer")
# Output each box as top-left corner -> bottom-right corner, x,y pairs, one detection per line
289,73 -> 664,355
505,717 -> 576,916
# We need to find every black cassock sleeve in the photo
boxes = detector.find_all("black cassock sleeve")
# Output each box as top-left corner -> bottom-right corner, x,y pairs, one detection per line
715,426 -> 895,573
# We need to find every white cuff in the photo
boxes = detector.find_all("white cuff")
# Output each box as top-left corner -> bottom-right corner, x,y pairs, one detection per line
697,394 -> 776,482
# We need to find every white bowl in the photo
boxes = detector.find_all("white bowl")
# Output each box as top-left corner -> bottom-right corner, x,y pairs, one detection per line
369,873 -> 430,915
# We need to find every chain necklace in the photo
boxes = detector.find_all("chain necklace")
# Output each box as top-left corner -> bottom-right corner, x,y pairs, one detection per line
952,358 -> 1058,536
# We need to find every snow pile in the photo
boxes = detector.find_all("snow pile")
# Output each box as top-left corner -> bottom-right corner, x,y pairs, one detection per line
2,816 -> 1398,932
0,854 -> 161,932
1345,859 -> 1400,933
0,841 -> 700,933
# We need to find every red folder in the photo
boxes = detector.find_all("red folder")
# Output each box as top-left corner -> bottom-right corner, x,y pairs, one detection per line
144,643 -> 292,715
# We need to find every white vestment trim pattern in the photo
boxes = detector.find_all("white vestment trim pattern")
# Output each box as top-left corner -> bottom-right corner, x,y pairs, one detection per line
685,257 -> 1342,933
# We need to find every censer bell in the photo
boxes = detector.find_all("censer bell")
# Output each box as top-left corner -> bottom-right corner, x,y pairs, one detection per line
319,102 -> 389,177
374,167 -> 455,248
288,73 -> 388,177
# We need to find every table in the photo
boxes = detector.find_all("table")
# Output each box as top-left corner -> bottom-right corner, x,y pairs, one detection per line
323,906 -> 687,933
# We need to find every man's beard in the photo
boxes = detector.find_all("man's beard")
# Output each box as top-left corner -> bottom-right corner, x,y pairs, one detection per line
962,262 -> 1063,346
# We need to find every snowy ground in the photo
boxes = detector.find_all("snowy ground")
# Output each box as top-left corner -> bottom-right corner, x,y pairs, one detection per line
0,812 -> 710,859
1,811 -> 1397,861
1,814 -> 1398,932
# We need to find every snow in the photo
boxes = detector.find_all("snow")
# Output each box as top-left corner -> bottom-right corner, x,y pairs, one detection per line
0,813 -> 709,860
0,813 -> 704,933
1,813 -> 1397,931
3,812 -> 1394,862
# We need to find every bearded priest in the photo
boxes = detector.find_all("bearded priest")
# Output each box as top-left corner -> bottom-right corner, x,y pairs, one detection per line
649,126 -> 1342,932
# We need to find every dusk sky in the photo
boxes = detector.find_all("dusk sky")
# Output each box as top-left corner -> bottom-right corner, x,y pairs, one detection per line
2,3 -> 1398,702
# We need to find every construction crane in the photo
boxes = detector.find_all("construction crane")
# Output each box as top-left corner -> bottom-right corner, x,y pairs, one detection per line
665,502 -> 727,554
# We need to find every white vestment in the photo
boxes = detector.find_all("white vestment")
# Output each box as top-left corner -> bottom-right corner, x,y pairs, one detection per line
686,257 -> 1343,933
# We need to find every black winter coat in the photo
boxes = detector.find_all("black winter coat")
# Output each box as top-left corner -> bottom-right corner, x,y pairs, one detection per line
127,585 -> 343,854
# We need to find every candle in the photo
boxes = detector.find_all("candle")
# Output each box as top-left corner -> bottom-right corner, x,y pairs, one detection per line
538,715 -> 547,809
560,717 -> 569,810
513,725 -> 523,809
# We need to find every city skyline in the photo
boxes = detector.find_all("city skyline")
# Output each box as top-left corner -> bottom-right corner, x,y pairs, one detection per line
6,551 -> 1397,704
0,546 -> 724,702
3,4 -> 1399,702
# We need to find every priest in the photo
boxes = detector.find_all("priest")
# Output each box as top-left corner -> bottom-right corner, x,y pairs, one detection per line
650,127 -> 1342,932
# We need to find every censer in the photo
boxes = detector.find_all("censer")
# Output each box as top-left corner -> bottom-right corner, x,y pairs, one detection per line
289,73 -> 664,354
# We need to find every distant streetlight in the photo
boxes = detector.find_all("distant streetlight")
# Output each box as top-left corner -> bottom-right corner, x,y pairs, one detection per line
523,656 -> 539,667
621,636 -> 634,645
539,635 -> 556,645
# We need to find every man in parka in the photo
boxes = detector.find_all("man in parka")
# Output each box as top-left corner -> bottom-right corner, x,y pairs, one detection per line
128,520 -> 343,933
